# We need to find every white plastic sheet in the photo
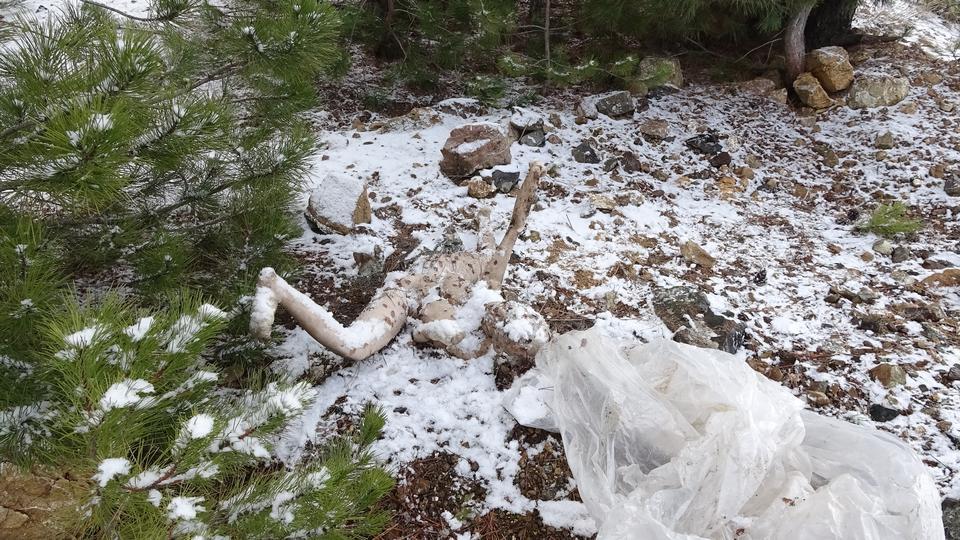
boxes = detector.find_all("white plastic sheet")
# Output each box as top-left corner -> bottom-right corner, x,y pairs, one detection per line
504,329 -> 944,539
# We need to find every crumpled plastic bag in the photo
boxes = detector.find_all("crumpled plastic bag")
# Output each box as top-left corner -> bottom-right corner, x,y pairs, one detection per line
503,328 -> 944,539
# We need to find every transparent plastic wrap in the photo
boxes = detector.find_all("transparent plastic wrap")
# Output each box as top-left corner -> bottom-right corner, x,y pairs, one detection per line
503,329 -> 943,539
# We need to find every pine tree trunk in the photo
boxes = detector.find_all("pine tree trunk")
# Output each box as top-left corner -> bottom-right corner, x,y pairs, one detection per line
785,4 -> 814,82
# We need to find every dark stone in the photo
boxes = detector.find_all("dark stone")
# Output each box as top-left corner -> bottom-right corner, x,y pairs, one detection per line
946,365 -> 960,382
594,91 -> 636,118
652,286 -> 746,354
620,151 -> 644,173
868,404 -> 900,422
710,151 -> 733,168
519,130 -> 546,147
945,175 -> 960,197
491,170 -> 521,193
891,246 -> 911,263
685,133 -> 722,155
944,499 -> 960,540
572,141 -> 601,164
647,86 -> 680,100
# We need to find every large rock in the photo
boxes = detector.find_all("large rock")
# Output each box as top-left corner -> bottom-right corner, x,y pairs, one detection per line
869,363 -> 907,388
793,72 -> 834,109
638,56 -> 683,88
440,122 -> 512,178
680,240 -> 716,268
848,74 -> 910,109
305,174 -> 371,234
577,91 -> 635,119
0,464 -> 87,540
805,46 -> 854,92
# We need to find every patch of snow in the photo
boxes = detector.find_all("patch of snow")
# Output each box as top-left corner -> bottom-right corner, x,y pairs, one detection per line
100,379 -> 154,411
856,0 -> 960,59
184,414 -> 215,439
124,317 -> 154,341
93,457 -> 130,487
167,496 -> 204,520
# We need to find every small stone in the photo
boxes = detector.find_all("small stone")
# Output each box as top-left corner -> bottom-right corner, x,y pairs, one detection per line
467,176 -> 495,199
509,107 -> 543,133
588,194 -> 617,213
946,365 -> 960,382
547,134 -> 562,145
491,170 -> 520,193
929,164 -> 946,178
807,391 -> 831,408
891,245 -> 911,263
856,288 -> 880,304
572,141 -> 601,164
874,131 -> 895,149
709,152 -> 732,168
898,101 -> 919,114
638,118 -> 670,139
945,176 -> 960,197
579,91 -> 635,119
680,240 -> 716,268
868,403 -> 900,422
872,239 -> 894,255
685,133 -> 722,155
619,151 -> 643,173
304,175 -> 371,234
793,72 -> 834,109
940,100 -> 956,113
922,72 -> 943,85
869,363 -> 907,388
519,130 -> 546,147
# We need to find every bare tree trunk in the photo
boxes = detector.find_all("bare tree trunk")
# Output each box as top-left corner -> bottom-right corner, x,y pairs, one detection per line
544,0 -> 551,89
251,163 -> 545,363
785,3 -> 814,82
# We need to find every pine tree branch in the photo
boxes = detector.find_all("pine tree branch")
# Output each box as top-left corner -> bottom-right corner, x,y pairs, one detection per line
79,0 -> 170,22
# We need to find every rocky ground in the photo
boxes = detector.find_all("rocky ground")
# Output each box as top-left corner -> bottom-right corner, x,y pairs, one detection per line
266,35 -> 960,538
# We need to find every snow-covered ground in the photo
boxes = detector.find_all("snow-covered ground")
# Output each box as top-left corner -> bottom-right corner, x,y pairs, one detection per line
857,0 -> 960,59
270,42 -> 960,536
2,0 -> 958,536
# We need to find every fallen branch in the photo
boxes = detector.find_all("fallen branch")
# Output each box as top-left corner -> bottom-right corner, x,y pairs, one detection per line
251,162 -> 545,362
